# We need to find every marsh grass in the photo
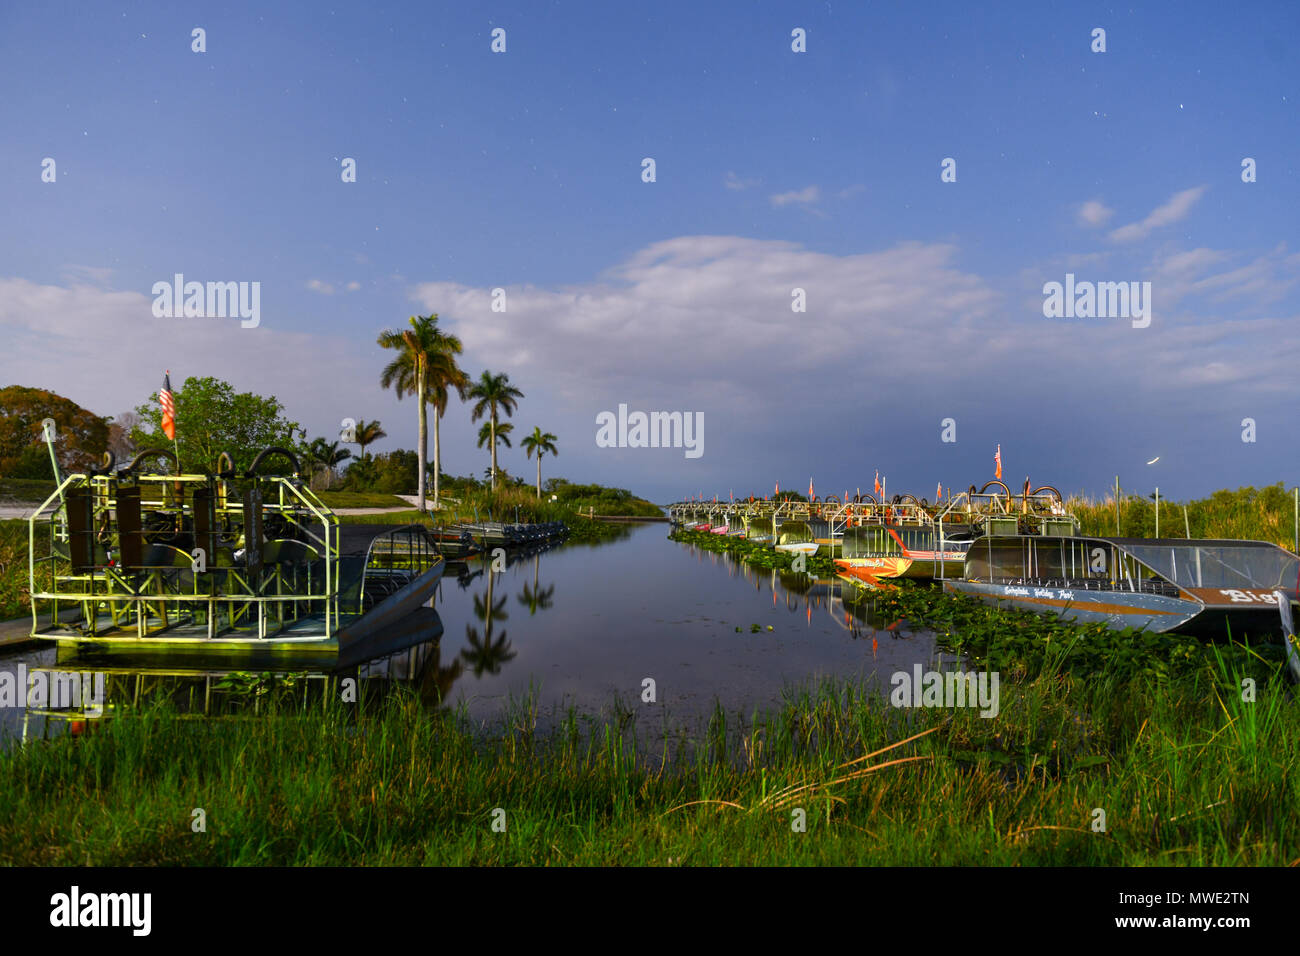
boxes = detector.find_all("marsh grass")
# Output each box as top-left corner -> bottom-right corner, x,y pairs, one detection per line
0,519 -> 55,620
2,634 -> 1295,865
669,528 -> 838,575
1069,483 -> 1297,547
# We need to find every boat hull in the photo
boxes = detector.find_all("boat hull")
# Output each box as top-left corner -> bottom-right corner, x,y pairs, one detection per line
775,542 -> 819,556
942,580 -> 1198,632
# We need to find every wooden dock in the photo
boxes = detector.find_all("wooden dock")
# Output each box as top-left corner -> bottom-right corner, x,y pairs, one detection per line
0,614 -> 44,654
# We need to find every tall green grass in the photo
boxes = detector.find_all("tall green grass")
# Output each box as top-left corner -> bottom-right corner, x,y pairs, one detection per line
2,648 -> 1295,865
0,519 -> 54,620
1069,483 -> 1297,547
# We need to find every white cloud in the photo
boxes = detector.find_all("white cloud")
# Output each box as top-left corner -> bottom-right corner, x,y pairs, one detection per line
0,278 -> 375,429
1109,186 -> 1207,242
306,279 -> 336,294
769,185 -> 821,208
1077,200 -> 1114,227
724,171 -> 759,191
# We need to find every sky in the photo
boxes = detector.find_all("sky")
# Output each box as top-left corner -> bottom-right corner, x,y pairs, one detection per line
1,1 -> 1297,503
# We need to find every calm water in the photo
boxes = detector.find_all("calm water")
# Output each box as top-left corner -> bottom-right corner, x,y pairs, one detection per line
1,523 -> 945,741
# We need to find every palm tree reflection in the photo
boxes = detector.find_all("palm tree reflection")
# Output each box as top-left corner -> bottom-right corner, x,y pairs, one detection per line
461,568 -> 516,676
517,552 -> 555,616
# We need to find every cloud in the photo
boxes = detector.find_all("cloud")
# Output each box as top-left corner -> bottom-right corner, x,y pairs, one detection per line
1077,200 -> 1114,227
769,185 -> 821,208
1109,186 -> 1207,242
5,233 -> 1296,500
0,278 -> 375,429
724,171 -> 759,191
306,279 -> 336,294
345,281 -> 361,292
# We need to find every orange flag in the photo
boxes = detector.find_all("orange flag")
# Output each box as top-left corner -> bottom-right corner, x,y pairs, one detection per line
994,444 -> 1002,480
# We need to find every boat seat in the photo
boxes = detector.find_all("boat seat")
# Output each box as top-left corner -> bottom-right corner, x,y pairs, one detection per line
141,543 -> 195,568
263,539 -> 321,566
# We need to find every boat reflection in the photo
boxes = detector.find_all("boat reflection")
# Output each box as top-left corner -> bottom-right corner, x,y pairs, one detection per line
20,604 -> 458,742
673,537 -> 913,642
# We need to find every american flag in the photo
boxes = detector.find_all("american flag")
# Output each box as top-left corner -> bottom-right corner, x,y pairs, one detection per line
994,444 -> 1002,480
160,371 -> 175,440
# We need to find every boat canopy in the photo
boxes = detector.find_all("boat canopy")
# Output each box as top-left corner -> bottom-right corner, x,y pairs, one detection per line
963,535 -> 1300,592
1110,539 -> 1300,590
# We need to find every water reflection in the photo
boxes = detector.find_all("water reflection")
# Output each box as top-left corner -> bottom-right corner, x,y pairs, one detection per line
461,567 -> 515,677
4,525 -> 943,744
8,606 -> 453,743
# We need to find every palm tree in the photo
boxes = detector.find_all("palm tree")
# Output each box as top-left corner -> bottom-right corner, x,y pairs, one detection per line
521,427 -> 558,500
308,437 -> 351,489
467,371 -> 524,491
476,420 -> 513,453
353,419 -> 387,459
429,367 -> 470,509
377,315 -> 465,512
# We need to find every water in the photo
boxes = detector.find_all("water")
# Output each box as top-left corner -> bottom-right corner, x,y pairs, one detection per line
0,523 -> 944,741
420,523 -> 940,730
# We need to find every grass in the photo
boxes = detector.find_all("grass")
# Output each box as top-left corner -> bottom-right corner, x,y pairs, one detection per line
0,519 -> 55,621
1068,483 -> 1298,548
2,643 -> 1296,865
314,491 -> 411,509
0,478 -> 57,503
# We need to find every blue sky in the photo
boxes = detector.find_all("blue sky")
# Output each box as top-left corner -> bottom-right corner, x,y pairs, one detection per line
1,1 -> 1297,502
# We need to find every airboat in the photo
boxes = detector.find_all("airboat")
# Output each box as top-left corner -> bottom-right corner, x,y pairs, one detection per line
835,481 -> 1075,588
944,532 -> 1300,671
27,445 -> 445,665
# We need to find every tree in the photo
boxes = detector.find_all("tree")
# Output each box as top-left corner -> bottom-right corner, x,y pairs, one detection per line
106,411 -> 138,464
307,437 -> 351,489
428,363 -> 470,509
353,419 -> 386,459
0,386 -> 111,477
130,376 -> 300,473
476,420 -> 513,453
521,427 -> 558,500
378,315 -> 466,512
467,370 -> 523,492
